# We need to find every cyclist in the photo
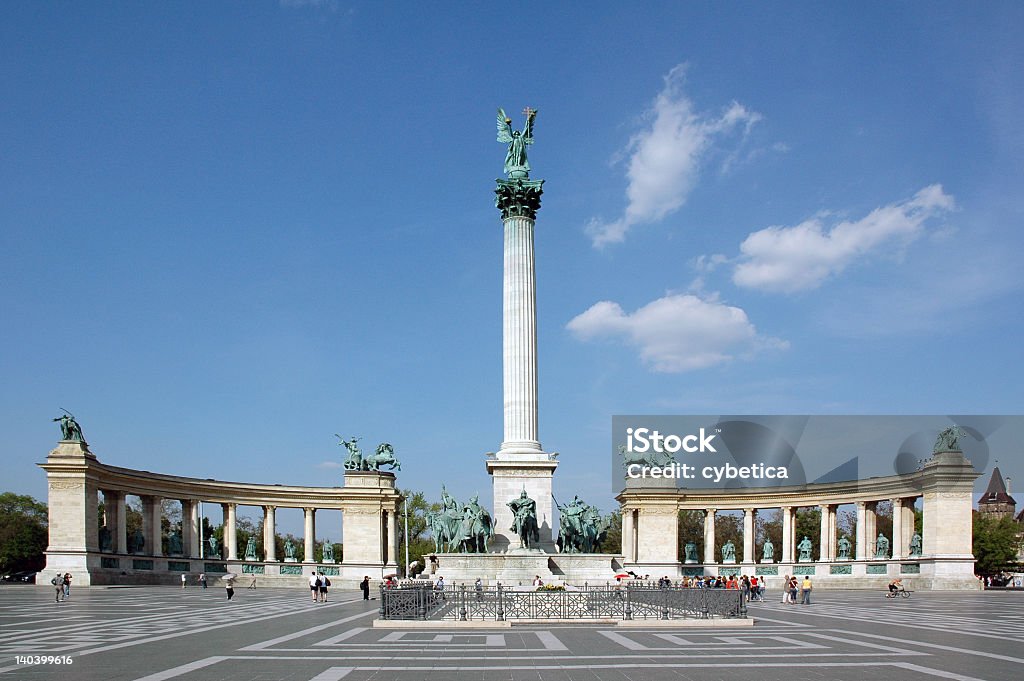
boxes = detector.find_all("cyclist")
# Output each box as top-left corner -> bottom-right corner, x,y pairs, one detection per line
887,578 -> 903,597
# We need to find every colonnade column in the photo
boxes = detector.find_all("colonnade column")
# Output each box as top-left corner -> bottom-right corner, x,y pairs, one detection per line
224,503 -> 237,561
781,506 -> 794,563
263,505 -> 276,562
818,504 -> 831,561
891,498 -> 904,559
180,499 -> 195,557
141,495 -> 163,557
855,501 -> 867,560
742,508 -> 755,564
828,505 -> 837,561
303,508 -> 316,563
621,508 -> 635,563
865,502 -> 877,558
703,509 -> 716,563
103,490 -> 127,554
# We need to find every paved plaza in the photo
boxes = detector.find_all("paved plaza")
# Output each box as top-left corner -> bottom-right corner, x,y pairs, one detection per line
0,585 -> 1022,681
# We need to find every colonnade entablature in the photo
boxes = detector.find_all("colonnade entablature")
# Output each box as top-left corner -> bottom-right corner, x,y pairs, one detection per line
617,450 -> 980,590
38,440 -> 401,586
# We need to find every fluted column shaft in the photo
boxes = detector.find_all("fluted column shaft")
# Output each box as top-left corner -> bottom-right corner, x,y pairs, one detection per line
303,508 -> 316,563
781,506 -> 794,563
742,508 -> 755,564
499,215 -> 542,456
703,509 -> 716,563
224,503 -> 237,560
263,506 -> 276,562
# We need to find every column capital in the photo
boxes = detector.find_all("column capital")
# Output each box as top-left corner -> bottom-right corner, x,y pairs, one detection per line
495,178 -> 544,220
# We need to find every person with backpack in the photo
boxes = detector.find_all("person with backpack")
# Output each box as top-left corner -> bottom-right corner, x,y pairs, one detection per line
319,573 -> 330,602
360,575 -> 371,600
310,572 -> 321,602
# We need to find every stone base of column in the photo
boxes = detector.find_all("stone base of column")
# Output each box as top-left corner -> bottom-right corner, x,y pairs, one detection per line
487,459 -> 558,553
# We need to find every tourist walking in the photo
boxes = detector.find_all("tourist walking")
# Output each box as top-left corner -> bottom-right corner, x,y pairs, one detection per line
199,573 -> 207,589
51,575 -> 63,602
62,573 -> 72,599
310,572 -> 320,602
360,575 -> 370,600
224,575 -> 235,601
801,576 -> 813,604
789,577 -> 799,604
782,575 -> 790,603
319,573 -> 330,602
181,574 -> 187,588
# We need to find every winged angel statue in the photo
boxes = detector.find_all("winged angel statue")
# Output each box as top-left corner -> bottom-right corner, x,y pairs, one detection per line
497,107 -> 537,179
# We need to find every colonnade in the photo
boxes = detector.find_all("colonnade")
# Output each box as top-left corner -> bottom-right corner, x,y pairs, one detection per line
39,440 -> 401,585
618,449 -> 980,589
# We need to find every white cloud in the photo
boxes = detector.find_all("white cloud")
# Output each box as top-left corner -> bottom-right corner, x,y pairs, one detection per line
587,64 -> 761,247
316,460 -> 343,469
732,184 -> 955,293
566,293 -> 787,372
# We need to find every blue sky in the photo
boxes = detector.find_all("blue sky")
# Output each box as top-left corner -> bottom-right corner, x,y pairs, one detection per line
3,2 -> 1022,536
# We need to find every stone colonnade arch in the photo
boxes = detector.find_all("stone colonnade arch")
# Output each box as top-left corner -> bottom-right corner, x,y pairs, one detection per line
38,440 -> 400,586
618,449 -> 979,589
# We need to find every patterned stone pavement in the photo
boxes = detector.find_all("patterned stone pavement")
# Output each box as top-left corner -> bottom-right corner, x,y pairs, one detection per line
1,585 -> 1021,681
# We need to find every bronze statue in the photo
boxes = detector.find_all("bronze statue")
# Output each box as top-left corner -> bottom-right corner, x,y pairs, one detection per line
933,426 -> 968,453
507,489 -> 539,549
52,410 -> 85,442
497,107 -> 537,179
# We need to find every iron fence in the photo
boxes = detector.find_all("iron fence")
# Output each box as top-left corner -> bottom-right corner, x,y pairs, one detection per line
379,584 -> 747,621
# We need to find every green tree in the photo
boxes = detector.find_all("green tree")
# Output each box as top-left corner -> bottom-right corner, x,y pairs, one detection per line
973,513 -> 1023,575
677,510 -> 705,562
0,493 -> 48,573
596,509 -> 621,554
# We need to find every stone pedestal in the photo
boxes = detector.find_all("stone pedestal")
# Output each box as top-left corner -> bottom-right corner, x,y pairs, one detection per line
340,471 -> 400,577
487,459 -> 558,553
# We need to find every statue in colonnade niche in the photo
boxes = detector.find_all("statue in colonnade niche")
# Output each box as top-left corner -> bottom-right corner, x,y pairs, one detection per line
761,539 -> 774,562
684,541 -> 698,563
721,540 -> 736,563
167,532 -> 183,556
244,537 -> 257,561
909,532 -> 922,557
322,541 -> 335,562
284,538 -> 296,560
797,536 -> 814,561
128,529 -> 145,554
837,535 -> 852,559
208,535 -> 219,557
875,533 -> 890,559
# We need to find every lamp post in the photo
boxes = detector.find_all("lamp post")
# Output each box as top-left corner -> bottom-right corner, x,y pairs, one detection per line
404,498 -> 410,578
199,501 -> 205,559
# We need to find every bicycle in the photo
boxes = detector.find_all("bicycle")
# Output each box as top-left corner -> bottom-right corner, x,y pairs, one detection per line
885,586 -> 912,599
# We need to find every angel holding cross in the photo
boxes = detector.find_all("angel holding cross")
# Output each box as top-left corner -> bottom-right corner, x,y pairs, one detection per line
497,107 -> 537,179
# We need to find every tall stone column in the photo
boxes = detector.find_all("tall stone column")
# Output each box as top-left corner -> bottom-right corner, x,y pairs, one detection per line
703,509 -> 716,564
891,498 -> 904,560
180,499 -> 195,557
855,501 -> 867,560
742,508 -> 756,564
781,506 -> 794,563
224,503 -> 237,561
142,495 -> 163,557
488,173 -> 557,552
828,505 -> 838,560
263,505 -> 276,562
303,508 -> 316,563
